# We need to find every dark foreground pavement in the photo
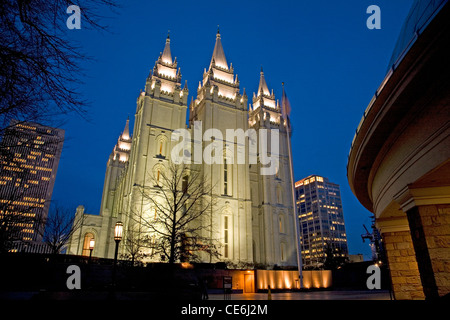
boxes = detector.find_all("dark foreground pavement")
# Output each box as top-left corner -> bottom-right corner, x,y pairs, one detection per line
209,289 -> 392,300
0,289 -> 392,300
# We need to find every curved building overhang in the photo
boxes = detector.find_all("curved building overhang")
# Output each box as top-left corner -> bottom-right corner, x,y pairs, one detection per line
347,2 -> 450,214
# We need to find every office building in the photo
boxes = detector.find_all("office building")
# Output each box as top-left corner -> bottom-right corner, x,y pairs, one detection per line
0,120 -> 64,252
295,175 -> 348,268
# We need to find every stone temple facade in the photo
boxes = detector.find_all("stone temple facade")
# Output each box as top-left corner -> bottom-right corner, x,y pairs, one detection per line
67,30 -> 300,268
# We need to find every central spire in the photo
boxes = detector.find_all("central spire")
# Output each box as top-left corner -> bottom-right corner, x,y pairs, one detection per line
210,27 -> 228,70
161,32 -> 172,64
191,28 -> 246,116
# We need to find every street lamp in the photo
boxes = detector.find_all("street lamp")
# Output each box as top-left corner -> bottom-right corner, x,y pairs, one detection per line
114,221 -> 123,242
88,238 -> 95,262
112,221 -> 123,291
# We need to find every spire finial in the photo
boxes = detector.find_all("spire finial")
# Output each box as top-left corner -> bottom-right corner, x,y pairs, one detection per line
216,25 -> 221,39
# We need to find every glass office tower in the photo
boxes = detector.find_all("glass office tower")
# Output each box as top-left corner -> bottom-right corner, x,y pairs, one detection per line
295,175 -> 348,268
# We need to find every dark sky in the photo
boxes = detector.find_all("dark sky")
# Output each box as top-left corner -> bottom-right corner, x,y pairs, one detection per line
52,0 -> 414,260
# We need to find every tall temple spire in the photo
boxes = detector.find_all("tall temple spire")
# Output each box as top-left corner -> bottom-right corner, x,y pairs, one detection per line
210,27 -> 228,70
161,31 -> 172,64
122,117 -> 130,140
258,67 -> 270,96
250,68 -> 277,119
113,117 -> 132,162
145,34 -> 186,97
191,28 -> 245,114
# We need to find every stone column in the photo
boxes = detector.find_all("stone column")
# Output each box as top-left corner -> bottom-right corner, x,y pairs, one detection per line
378,216 -> 425,300
406,204 -> 450,299
395,186 -> 450,299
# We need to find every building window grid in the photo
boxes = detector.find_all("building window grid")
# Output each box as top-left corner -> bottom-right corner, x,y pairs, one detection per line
296,177 -> 348,267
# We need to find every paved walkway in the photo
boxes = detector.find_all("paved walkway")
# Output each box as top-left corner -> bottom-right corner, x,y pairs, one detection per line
208,290 -> 392,300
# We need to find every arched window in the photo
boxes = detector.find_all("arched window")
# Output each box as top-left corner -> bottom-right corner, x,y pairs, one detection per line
223,148 -> 232,196
224,157 -> 229,195
280,242 -> 286,261
153,164 -> 165,186
82,233 -> 94,257
155,135 -> 168,158
276,185 -> 282,204
224,215 -> 230,259
279,214 -> 284,233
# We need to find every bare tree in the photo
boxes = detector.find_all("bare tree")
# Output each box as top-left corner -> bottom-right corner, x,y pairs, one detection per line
0,0 -> 116,253
131,163 -> 220,265
122,225 -> 147,266
0,0 -> 118,134
36,203 -> 85,254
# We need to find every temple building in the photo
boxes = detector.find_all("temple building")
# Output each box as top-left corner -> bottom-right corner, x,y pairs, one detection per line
67,30 -> 299,268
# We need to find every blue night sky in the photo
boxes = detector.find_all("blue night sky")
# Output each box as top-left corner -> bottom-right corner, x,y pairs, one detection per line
52,0 -> 414,260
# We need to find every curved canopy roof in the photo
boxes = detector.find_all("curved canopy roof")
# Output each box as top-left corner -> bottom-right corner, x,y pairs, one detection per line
386,0 -> 448,72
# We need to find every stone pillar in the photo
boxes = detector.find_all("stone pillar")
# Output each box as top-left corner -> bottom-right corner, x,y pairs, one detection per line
381,229 -> 425,300
406,204 -> 450,299
394,186 -> 450,299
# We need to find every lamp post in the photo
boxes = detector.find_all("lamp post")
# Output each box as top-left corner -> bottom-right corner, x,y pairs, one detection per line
88,238 -> 95,263
112,221 -> 123,290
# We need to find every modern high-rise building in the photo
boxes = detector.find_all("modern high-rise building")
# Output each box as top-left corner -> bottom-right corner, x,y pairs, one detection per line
67,31 -> 299,268
0,120 -> 64,252
295,175 -> 348,268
